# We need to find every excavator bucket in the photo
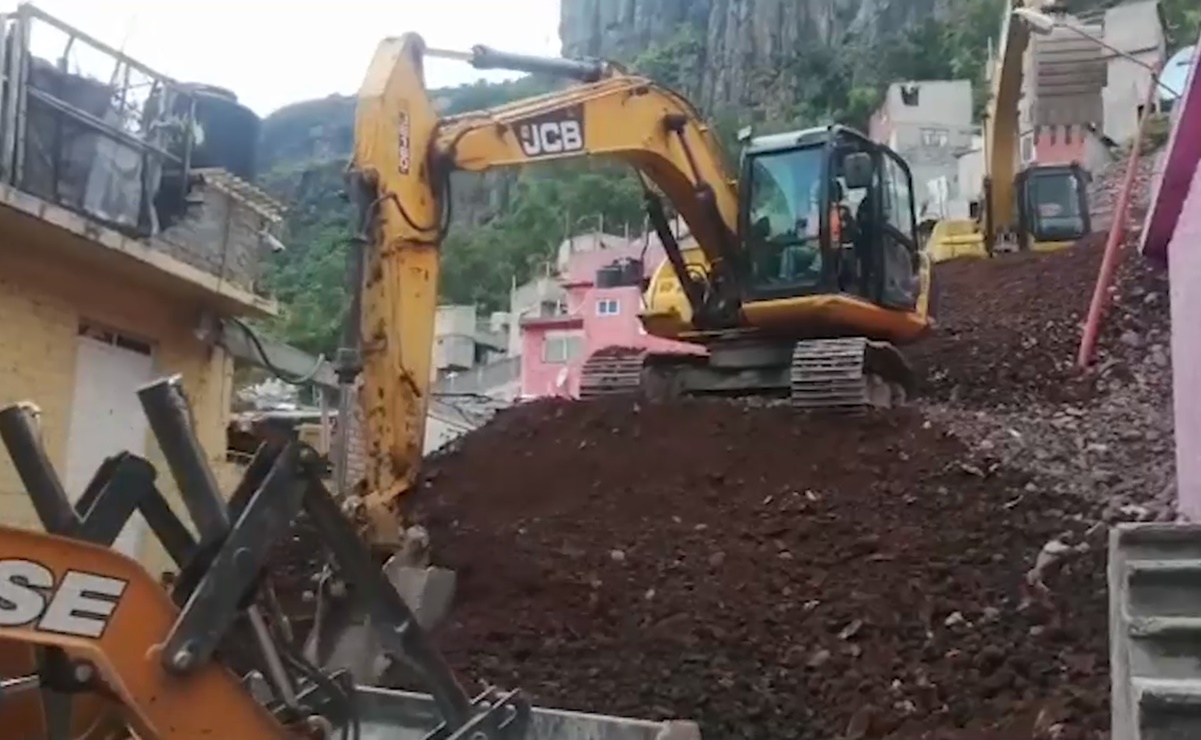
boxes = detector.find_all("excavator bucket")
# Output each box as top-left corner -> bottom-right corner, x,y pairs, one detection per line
384,556 -> 458,630
349,687 -> 701,740
302,555 -> 457,684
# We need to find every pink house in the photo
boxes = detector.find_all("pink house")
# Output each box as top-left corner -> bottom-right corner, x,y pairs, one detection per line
1022,124 -> 1112,170
1141,34 -> 1200,518
519,236 -> 696,399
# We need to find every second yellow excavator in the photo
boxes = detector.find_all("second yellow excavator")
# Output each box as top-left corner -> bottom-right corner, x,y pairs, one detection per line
929,0 -> 1094,261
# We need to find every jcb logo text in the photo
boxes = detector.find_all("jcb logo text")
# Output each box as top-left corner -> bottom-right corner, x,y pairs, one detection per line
517,116 -> 585,158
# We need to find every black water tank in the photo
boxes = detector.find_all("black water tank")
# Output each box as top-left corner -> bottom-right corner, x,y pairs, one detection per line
184,84 -> 261,182
595,263 -> 623,288
620,258 -> 644,286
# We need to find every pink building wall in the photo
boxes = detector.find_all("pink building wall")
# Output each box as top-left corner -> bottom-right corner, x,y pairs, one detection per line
868,109 -> 892,144
1170,163 -> 1201,520
1142,35 -> 1201,264
1137,31 -> 1201,518
519,242 -> 697,399
1029,125 -> 1089,165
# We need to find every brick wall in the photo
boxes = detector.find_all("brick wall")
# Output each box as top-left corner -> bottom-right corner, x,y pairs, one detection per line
156,182 -> 272,296
0,241 -> 236,575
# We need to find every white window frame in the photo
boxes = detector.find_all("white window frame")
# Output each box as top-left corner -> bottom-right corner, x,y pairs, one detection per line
920,127 -> 949,147
596,298 -> 620,316
542,331 -> 583,364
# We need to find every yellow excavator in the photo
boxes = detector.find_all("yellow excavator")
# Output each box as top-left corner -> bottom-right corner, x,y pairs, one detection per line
929,0 -> 1093,262
346,33 -> 935,533
314,31 -> 940,690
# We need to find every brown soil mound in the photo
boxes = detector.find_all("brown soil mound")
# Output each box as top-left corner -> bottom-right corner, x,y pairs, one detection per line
910,234 -> 1107,407
412,399 -> 1107,739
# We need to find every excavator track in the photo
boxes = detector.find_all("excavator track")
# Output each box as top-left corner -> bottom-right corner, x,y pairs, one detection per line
579,339 -> 913,410
578,348 -> 648,400
789,337 -> 913,411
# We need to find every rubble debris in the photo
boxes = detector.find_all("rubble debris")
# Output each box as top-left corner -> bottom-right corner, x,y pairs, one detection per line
909,235 -> 1107,408
915,192 -> 1173,520
409,399 -> 1109,738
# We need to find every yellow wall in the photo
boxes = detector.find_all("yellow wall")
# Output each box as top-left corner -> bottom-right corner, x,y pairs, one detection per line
0,241 -> 236,577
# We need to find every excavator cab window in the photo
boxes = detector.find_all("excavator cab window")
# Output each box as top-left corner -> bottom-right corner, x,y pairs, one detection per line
1017,165 -> 1091,244
743,144 -> 828,296
876,151 -> 921,310
739,128 -> 920,313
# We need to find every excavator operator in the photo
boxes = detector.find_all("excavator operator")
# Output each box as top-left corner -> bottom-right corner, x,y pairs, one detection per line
828,177 -> 860,291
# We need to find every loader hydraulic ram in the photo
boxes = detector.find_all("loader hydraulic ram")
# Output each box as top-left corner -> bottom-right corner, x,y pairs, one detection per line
0,376 -> 699,739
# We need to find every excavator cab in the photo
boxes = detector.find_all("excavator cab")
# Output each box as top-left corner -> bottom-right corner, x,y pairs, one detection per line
1014,163 -> 1092,251
739,126 -> 922,314
594,124 -> 931,409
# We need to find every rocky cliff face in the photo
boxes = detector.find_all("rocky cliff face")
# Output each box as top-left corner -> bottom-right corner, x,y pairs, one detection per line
561,0 -> 952,116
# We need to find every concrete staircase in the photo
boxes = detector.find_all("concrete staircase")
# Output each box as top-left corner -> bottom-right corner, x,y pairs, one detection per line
1111,523 -> 1201,739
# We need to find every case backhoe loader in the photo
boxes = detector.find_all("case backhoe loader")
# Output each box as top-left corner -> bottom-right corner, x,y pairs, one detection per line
0,378 -> 699,738
928,0 -> 1093,262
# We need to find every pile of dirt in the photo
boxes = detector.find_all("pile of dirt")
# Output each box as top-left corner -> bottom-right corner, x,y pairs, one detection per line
910,146 -> 1174,519
403,199 -> 1172,736
909,234 -> 1106,407
920,237 -> 1174,518
411,399 -> 1108,739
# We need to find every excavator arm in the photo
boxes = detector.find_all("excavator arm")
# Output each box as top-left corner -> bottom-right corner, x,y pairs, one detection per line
349,34 -> 745,541
982,0 -> 1051,246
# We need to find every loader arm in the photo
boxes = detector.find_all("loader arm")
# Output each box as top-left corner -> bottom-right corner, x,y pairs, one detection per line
351,34 -> 744,542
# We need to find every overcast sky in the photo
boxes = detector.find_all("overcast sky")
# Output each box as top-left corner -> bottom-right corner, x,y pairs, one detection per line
24,0 -> 561,115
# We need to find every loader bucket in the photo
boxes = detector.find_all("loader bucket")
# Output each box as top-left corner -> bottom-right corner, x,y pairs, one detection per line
303,560 -> 457,684
348,686 -> 702,740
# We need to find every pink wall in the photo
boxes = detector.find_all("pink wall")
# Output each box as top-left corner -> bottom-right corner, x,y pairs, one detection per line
1170,163 -> 1201,520
519,247 -> 698,399
869,110 -> 892,144
520,315 -> 584,398
1030,125 -> 1088,165
1142,32 -> 1201,263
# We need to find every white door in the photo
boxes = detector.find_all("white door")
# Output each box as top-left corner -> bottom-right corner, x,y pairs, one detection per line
63,324 -> 155,559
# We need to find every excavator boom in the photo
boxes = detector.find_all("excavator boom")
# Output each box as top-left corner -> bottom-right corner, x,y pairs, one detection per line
348,34 -> 746,545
